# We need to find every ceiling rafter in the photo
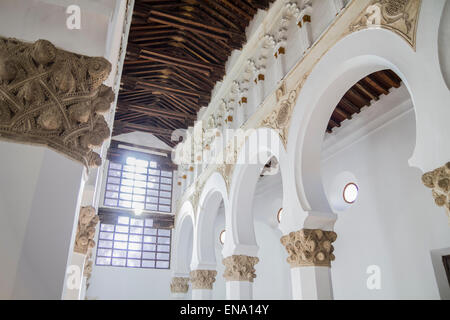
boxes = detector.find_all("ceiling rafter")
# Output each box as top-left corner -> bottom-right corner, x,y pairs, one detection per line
114,1 -> 273,145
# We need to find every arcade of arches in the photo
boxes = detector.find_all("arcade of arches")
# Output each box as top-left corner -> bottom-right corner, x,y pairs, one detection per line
0,0 -> 449,300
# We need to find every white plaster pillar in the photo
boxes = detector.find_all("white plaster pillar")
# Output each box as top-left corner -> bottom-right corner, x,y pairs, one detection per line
222,255 -> 259,300
281,229 -> 337,300
80,275 -> 88,300
226,281 -> 253,300
64,252 -> 86,300
192,289 -> 213,300
190,269 -> 217,300
63,206 -> 99,300
297,3 -> 313,54
290,266 -> 333,300
274,41 -> 288,81
170,277 -> 190,300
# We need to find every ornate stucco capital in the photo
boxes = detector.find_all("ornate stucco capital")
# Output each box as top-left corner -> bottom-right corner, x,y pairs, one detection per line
222,255 -> 259,282
422,162 -> 450,223
0,37 -> 115,168
170,277 -> 190,294
74,206 -> 99,255
280,229 -> 337,268
190,270 -> 217,290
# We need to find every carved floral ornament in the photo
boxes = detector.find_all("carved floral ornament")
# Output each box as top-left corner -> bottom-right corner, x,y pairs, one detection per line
280,229 -> 337,268
0,37 -> 114,168
260,88 -> 298,148
170,277 -> 190,294
422,162 -> 450,223
350,0 -> 422,49
190,269 -> 217,290
74,206 -> 99,255
216,163 -> 234,194
223,255 -> 259,282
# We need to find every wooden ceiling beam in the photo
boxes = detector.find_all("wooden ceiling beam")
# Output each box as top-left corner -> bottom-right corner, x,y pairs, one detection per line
339,97 -> 361,114
149,9 -> 234,36
115,121 -> 175,137
328,118 -> 341,128
122,75 -> 208,98
365,76 -> 389,95
377,70 -> 402,88
197,2 -> 243,31
221,0 -> 253,20
334,107 -> 352,120
354,82 -> 379,102
119,103 -> 196,121
147,15 -> 230,42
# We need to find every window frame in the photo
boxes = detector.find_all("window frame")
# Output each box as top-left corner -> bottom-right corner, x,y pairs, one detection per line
95,215 -> 172,270
103,158 -> 174,214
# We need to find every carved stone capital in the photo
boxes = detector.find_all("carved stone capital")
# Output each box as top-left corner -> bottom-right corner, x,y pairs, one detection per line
280,229 -> 337,268
0,37 -> 114,168
222,255 -> 259,282
170,277 -> 190,294
74,206 -> 99,255
422,162 -> 450,222
190,269 -> 217,290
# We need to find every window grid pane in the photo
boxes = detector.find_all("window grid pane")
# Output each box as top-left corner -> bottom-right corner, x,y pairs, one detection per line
96,216 -> 171,269
104,159 -> 173,213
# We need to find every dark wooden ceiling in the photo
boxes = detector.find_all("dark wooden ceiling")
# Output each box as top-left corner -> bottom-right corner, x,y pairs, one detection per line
114,0 -> 273,146
327,69 -> 402,133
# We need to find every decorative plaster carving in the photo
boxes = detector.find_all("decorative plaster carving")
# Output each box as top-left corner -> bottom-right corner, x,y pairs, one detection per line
350,0 -> 422,49
190,269 -> 217,290
223,255 -> 259,282
422,162 -> 450,222
260,89 -> 298,148
216,163 -> 234,194
170,277 -> 190,293
280,229 -> 337,267
0,37 -> 114,168
74,206 -> 99,255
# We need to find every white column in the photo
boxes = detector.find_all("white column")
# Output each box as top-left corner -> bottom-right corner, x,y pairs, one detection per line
223,255 -> 259,300
63,206 -> 99,300
226,281 -> 253,300
192,289 -> 213,300
281,229 -> 337,300
297,3 -> 313,53
63,252 -> 86,300
290,266 -> 333,300
80,275 -> 88,300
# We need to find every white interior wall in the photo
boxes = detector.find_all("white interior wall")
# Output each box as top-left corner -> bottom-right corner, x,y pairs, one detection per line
0,0 -> 125,299
0,142 -> 85,299
321,89 -> 450,299
86,266 -> 173,300
86,130 -> 179,300
212,84 -> 450,300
